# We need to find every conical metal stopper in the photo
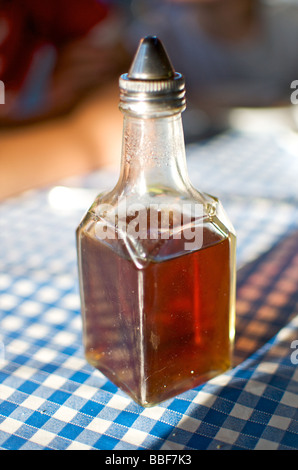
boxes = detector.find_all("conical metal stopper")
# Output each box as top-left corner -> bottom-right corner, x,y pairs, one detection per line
128,36 -> 175,80
119,36 -> 186,117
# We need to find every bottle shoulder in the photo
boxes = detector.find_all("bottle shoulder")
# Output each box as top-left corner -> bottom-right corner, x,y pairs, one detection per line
83,185 -> 233,229
77,187 -> 235,269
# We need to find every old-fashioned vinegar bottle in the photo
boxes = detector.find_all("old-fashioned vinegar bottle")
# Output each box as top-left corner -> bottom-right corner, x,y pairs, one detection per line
76,37 -> 236,406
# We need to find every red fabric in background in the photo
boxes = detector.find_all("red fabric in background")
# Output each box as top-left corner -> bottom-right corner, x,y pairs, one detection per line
0,0 -> 109,90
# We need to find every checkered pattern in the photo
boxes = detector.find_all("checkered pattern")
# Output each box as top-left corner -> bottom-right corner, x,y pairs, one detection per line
0,129 -> 297,450
234,229 -> 298,364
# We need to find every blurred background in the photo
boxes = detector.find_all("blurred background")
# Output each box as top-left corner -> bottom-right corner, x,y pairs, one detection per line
1,0 -> 298,200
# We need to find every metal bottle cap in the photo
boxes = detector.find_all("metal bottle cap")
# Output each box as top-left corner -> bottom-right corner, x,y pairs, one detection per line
119,36 -> 186,117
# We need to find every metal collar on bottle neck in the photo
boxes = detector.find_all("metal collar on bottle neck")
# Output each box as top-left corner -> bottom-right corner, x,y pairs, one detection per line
119,36 -> 186,118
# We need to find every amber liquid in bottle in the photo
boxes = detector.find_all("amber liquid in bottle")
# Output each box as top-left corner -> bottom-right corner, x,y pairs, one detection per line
76,36 -> 236,407
78,216 -> 233,406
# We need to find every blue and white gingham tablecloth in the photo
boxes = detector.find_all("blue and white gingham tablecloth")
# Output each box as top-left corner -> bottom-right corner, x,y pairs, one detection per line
0,129 -> 297,451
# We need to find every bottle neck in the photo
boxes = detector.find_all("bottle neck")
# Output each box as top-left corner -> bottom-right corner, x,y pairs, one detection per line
116,113 -> 191,197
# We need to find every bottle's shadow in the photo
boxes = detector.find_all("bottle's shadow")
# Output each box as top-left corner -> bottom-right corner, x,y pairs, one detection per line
233,228 -> 298,366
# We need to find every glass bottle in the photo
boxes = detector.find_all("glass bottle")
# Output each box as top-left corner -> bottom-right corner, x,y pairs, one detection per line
76,36 -> 236,407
